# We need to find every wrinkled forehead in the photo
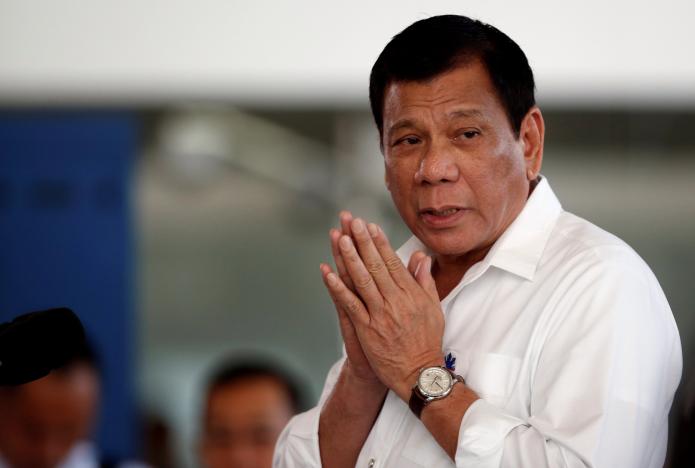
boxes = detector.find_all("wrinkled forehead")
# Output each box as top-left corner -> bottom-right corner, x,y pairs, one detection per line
381,62 -> 507,132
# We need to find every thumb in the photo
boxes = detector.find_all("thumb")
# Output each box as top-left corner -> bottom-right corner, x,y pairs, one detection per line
415,256 -> 439,301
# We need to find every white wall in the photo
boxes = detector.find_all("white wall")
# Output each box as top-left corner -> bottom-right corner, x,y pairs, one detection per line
1,0 -> 693,106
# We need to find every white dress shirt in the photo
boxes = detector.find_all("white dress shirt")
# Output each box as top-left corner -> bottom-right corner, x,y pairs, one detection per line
273,177 -> 682,468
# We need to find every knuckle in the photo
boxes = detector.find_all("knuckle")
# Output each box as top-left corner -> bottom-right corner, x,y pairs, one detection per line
345,300 -> 362,315
365,260 -> 384,275
384,256 -> 404,272
354,275 -> 374,289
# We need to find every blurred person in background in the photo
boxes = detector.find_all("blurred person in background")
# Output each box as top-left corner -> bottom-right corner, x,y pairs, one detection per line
199,359 -> 306,468
141,412 -> 174,468
0,342 -> 146,468
275,14 -> 682,468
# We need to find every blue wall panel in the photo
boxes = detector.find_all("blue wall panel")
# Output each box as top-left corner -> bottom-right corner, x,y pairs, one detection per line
0,112 -> 137,458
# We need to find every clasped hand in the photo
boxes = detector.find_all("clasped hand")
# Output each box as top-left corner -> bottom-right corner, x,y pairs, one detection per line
320,212 -> 445,401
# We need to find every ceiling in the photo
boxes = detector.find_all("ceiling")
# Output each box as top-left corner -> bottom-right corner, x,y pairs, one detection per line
1,0 -> 693,107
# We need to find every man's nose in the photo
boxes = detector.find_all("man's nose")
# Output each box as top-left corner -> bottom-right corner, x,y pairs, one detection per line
414,138 -> 460,185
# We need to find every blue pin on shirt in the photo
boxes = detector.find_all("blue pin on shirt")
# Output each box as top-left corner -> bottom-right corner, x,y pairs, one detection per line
445,352 -> 456,371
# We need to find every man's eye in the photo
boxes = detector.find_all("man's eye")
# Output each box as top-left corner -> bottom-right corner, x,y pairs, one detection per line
458,130 -> 480,140
394,136 -> 421,146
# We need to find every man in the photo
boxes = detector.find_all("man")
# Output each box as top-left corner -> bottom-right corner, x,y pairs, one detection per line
0,342 -> 143,468
199,360 -> 305,468
0,355 -> 99,468
274,14 -> 682,468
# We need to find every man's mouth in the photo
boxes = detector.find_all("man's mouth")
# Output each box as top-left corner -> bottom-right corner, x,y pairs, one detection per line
419,206 -> 468,227
422,207 -> 461,216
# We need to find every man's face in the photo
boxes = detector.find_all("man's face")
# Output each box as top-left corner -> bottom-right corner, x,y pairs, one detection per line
382,61 -> 541,260
200,376 -> 294,468
0,364 -> 100,468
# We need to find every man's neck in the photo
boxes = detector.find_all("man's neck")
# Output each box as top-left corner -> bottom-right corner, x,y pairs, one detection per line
432,245 -> 491,300
431,177 -> 540,300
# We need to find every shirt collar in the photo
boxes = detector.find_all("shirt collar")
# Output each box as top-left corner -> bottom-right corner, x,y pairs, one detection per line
397,176 -> 562,282
485,176 -> 562,280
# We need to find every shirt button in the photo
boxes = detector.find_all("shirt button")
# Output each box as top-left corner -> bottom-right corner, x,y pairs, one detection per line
368,458 -> 376,468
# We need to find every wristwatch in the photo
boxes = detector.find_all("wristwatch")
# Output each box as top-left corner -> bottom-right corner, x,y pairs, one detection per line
409,366 -> 464,418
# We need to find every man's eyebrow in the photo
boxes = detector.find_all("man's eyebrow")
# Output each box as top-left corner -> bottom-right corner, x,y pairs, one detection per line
448,109 -> 486,120
385,119 -> 418,139
386,109 -> 487,138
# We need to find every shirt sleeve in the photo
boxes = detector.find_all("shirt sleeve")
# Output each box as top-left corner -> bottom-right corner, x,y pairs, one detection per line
455,249 -> 682,468
273,356 -> 346,468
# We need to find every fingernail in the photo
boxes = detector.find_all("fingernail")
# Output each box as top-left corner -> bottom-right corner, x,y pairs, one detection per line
326,272 -> 338,286
339,236 -> 352,250
367,223 -> 378,237
352,218 -> 365,233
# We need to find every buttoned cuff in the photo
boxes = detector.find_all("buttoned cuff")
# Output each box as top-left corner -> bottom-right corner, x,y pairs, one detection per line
455,399 -> 525,467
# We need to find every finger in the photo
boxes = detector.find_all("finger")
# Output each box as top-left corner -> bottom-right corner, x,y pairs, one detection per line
320,262 -> 334,278
408,250 -> 427,277
330,228 -> 355,291
321,263 -> 370,326
320,263 -> 361,337
415,256 -> 439,301
338,234 -> 386,311
336,306 -> 358,342
350,218 -> 399,296
332,210 -> 355,290
339,211 -> 354,238
368,223 -> 418,289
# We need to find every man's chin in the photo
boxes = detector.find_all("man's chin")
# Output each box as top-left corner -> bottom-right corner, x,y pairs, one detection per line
417,231 -> 481,258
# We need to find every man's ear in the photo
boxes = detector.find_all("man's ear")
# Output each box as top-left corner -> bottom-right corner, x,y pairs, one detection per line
384,165 -> 391,192
519,107 -> 545,181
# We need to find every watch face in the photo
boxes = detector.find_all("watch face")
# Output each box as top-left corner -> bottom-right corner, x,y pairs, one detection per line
418,367 -> 453,397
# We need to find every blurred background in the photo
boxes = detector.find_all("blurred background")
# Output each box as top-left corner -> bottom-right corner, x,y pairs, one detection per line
0,0 -> 693,466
